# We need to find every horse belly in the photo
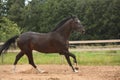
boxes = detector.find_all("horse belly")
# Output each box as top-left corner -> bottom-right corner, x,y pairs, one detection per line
36,46 -> 59,53
33,43 -> 60,53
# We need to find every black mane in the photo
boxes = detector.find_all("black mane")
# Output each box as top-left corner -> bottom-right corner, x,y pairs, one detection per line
51,17 -> 72,32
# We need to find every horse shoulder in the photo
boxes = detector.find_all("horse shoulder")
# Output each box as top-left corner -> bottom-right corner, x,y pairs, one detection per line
49,32 -> 69,48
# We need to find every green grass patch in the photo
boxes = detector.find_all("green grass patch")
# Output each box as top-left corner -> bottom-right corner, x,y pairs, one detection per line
76,50 -> 120,65
0,50 -> 120,65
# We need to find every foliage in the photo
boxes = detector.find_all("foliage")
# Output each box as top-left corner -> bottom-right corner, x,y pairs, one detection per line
0,0 -> 7,17
0,0 -> 120,40
80,0 -> 120,40
7,0 -> 25,28
0,17 -> 21,41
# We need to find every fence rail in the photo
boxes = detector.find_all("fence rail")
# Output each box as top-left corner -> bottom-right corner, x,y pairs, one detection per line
0,39 -> 120,53
69,39 -> 120,44
0,39 -> 120,45
1,39 -> 120,63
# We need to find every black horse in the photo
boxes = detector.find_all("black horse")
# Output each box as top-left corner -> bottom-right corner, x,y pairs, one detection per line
0,15 -> 85,72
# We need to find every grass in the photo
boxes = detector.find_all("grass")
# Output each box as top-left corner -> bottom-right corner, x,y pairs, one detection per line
0,50 -> 120,65
76,50 -> 120,65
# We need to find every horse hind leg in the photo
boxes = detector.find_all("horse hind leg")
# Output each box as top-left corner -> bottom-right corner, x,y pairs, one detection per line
25,51 -> 45,73
13,51 -> 24,72
25,51 -> 36,68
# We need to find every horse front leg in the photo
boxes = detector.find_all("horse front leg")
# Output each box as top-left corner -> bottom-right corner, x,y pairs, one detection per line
64,54 -> 78,72
68,52 -> 79,72
68,52 -> 78,66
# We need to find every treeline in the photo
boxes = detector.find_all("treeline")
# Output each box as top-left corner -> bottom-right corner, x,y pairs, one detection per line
0,0 -> 120,41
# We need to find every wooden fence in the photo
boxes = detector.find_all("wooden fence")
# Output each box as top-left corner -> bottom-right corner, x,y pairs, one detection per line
0,39 -> 120,63
0,39 -> 120,45
0,39 -> 120,52
69,39 -> 120,44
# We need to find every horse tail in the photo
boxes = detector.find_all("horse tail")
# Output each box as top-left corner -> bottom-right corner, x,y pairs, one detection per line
0,35 -> 19,56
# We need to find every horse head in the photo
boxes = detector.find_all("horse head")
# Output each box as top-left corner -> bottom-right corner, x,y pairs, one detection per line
70,15 -> 85,34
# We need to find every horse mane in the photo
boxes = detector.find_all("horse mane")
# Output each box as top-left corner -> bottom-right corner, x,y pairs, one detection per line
51,17 -> 72,32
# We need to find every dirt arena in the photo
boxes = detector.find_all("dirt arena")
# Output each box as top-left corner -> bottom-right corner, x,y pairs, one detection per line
0,65 -> 120,80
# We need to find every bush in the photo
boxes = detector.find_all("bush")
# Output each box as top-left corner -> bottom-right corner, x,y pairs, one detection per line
0,17 -> 21,41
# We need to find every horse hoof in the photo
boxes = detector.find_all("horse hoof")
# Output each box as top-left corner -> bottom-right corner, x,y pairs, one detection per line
74,67 -> 79,73
40,70 -> 48,73
39,70 -> 45,73
74,69 -> 79,73
35,68 -> 48,73
75,67 -> 79,70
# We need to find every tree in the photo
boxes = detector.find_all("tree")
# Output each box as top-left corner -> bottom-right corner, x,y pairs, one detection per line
0,17 -> 20,41
2,0 -> 120,40
76,0 -> 120,40
0,0 -> 7,17
7,0 -> 25,28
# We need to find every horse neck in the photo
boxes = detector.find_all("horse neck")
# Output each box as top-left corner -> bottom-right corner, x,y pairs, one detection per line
55,22 -> 72,40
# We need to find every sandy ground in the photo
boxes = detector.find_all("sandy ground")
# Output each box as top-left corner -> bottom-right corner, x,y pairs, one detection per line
0,65 -> 120,80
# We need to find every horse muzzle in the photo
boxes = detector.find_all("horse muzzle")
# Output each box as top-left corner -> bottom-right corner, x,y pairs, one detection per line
77,29 -> 85,34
